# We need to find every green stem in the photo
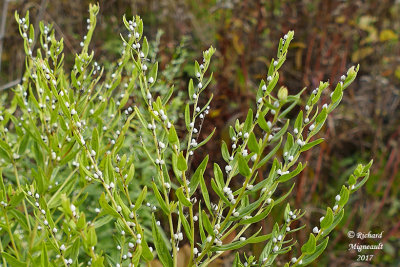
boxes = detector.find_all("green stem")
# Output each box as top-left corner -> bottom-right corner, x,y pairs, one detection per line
4,210 -> 20,259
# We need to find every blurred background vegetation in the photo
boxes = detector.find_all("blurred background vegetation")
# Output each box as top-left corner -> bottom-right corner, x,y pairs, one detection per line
1,0 -> 399,266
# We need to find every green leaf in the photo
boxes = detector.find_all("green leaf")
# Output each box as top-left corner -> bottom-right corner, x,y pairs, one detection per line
202,210 -> 213,236
9,192 -> 24,207
71,238 -> 80,262
2,252 -> 27,267
177,152 -> 187,172
134,186 -> 147,211
316,108 -> 328,125
274,183 -> 295,206
258,113 -> 270,132
320,208 -> 334,230
132,246 -> 142,266
210,228 -> 269,252
300,138 -> 324,152
221,141 -> 230,162
239,201 -> 274,225
294,110 -> 303,131
300,237 -> 329,265
88,226 -> 98,247
322,209 -> 344,237
238,155 -> 251,177
188,79 -> 194,100
352,171 -> 370,192
143,238 -> 156,263
162,85 -> 174,105
142,37 -> 149,57
32,168 -> 45,194
338,186 -> 350,206
179,202 -> 193,243
41,242 -> 49,267
243,109 -> 253,133
195,61 -> 201,76
176,187 -> 192,207
211,179 -> 230,206
188,156 -> 209,195
152,182 -> 169,215
185,103 -> 191,131
331,83 -> 342,103
99,193 -> 120,218
213,163 -> 224,189
125,164 -> 135,185
256,138 -> 282,169
301,233 -> 316,255
18,134 -> 29,154
271,120 -> 290,142
198,204 -> 206,242
200,173 -> 211,212
196,128 -> 216,148
91,128 -> 99,154
168,125 -> 179,146
278,162 -> 306,183
149,61 -> 158,82
152,215 -> 173,267
267,72 -> 279,93
9,209 -> 28,231
248,132 -> 259,153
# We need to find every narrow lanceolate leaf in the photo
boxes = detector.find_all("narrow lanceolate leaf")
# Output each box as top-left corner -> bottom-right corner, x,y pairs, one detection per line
321,209 -> 344,238
91,127 -> 99,154
300,138 -> 324,152
177,152 -> 187,171
152,215 -> 173,267
142,36 -> 149,57
99,193 -> 120,218
185,103 -> 191,130
133,186 -> 147,211
188,79 -> 194,100
256,138 -> 282,169
168,125 -> 179,145
152,182 -> 169,215
238,154 -> 251,177
243,109 -> 253,133
200,173 -> 211,213
198,204 -> 206,242
213,163 -> 224,189
41,243 -> 49,267
188,155 -> 209,195
300,237 -> 329,265
248,132 -> 259,153
239,200 -> 274,225
179,202 -> 193,243
202,210 -> 214,236
338,186 -> 350,206
221,141 -> 230,162
274,183 -> 295,206
294,110 -> 303,131
176,187 -> 192,207
301,233 -> 316,255
149,61 -> 158,81
2,252 -> 27,267
320,208 -> 334,230
278,162 -> 306,183
196,127 -> 216,148
211,179 -> 230,206
331,82 -> 342,103
210,228 -> 269,252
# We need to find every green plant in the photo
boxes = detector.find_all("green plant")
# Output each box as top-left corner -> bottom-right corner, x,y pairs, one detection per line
0,4 -> 372,267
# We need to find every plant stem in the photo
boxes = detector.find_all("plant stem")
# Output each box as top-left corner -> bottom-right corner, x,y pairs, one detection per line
4,210 -> 20,259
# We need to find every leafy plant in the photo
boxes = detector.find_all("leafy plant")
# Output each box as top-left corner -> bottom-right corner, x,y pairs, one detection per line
0,3 -> 372,267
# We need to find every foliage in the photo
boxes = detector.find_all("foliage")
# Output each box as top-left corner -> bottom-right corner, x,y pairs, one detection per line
0,3 -> 374,267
